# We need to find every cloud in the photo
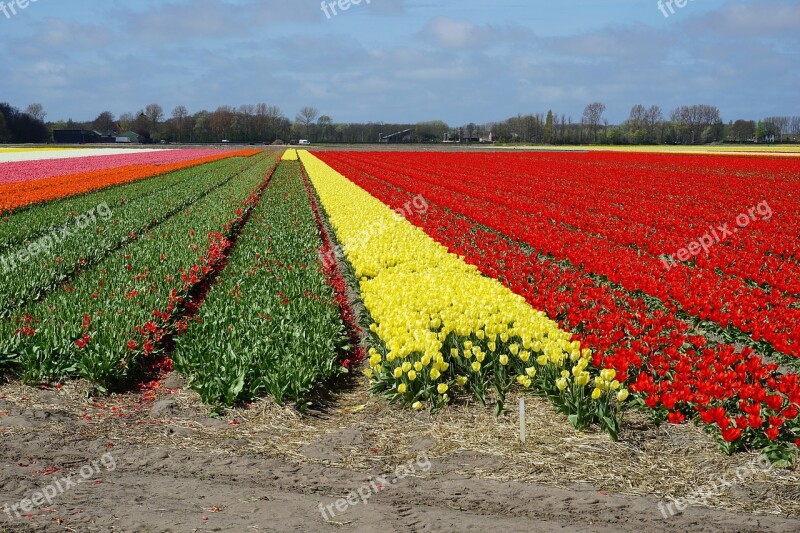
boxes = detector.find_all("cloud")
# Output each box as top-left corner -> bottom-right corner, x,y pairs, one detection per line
683,0 -> 800,40
420,16 -> 532,49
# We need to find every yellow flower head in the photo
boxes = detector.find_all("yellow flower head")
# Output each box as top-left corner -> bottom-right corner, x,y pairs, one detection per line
437,383 -> 449,395
408,370 -> 417,381
556,377 -> 568,391
537,355 -> 549,366
525,366 -> 537,378
519,350 -> 530,362
617,389 -> 630,402
430,368 -> 441,380
600,368 -> 617,382
402,362 -> 412,373
499,354 -> 509,366
471,361 -> 482,373
591,388 -> 603,400
456,375 -> 468,386
393,367 -> 403,379
414,362 -> 423,372
412,401 -> 423,411
398,383 -> 407,394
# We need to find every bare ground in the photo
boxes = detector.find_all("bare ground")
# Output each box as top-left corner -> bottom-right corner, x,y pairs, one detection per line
1,370 -> 799,533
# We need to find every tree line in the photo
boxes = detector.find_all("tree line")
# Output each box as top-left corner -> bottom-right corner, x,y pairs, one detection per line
3,101 -> 800,145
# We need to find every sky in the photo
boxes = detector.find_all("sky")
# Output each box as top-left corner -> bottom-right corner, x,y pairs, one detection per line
0,0 -> 797,125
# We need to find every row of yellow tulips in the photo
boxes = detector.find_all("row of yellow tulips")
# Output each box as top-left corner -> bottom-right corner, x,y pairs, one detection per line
299,150 -> 627,437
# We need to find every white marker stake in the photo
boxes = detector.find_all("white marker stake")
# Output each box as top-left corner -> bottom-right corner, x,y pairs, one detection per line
519,397 -> 526,444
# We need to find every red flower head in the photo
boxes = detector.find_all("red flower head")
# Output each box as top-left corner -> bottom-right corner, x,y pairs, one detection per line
721,427 -> 742,443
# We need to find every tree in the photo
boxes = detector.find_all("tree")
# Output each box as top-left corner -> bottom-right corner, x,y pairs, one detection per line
729,120 -> 756,143
0,102 -> 48,143
144,103 -> 164,130
92,111 -> 116,133
670,105 -> 722,144
317,115 -> 333,142
133,113 -> 152,142
416,120 -> 449,142
544,110 -> 554,144
25,103 -> 46,122
0,111 -> 10,143
172,105 -> 189,142
296,106 -> 319,140
118,113 -> 135,131
645,105 -> 663,143
210,106 -> 236,140
238,104 -> 255,141
582,102 -> 606,143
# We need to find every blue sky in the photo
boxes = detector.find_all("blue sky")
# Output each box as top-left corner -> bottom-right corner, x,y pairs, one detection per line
0,0 -> 797,124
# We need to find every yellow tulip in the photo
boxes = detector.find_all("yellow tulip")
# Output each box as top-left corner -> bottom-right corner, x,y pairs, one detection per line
471,361 -> 482,373
537,355 -> 548,366
412,401 -> 423,410
402,362 -> 412,373
499,354 -> 509,366
600,369 -> 617,382
393,367 -> 403,379
430,368 -> 441,380
398,383 -> 407,394
408,370 -> 417,381
556,377 -> 568,391
456,375 -> 468,386
617,389 -> 630,402
525,367 -> 537,378
591,388 -> 602,400
437,383 -> 448,395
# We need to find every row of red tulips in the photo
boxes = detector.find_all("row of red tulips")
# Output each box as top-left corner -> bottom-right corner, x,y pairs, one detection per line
316,151 -> 800,459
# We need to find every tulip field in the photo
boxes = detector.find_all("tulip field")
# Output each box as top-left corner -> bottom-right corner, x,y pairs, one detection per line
1,147 -> 799,458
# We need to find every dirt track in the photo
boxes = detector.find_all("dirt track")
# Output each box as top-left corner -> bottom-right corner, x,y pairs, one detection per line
2,376 -> 800,533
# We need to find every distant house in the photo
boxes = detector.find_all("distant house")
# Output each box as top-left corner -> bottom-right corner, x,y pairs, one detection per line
114,131 -> 143,144
53,130 -> 102,144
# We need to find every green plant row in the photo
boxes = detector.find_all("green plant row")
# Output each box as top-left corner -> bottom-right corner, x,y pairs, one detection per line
0,156 -> 259,317
173,160 -> 349,408
0,152 -> 279,389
